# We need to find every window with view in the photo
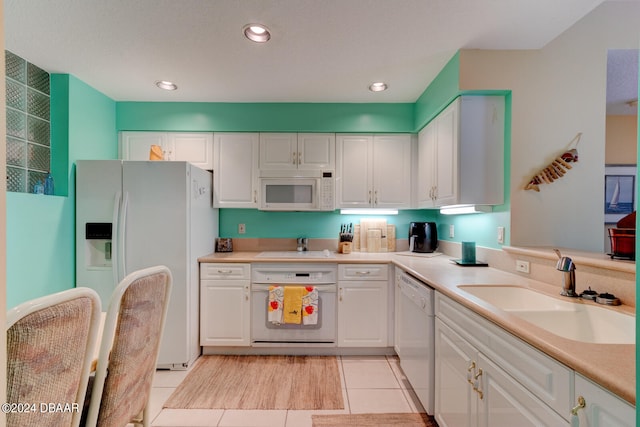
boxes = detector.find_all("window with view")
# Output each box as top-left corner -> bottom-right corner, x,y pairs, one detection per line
5,50 -> 51,194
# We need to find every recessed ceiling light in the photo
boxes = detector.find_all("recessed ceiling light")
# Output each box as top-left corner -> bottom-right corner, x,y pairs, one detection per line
369,82 -> 388,92
155,80 -> 177,91
243,24 -> 271,43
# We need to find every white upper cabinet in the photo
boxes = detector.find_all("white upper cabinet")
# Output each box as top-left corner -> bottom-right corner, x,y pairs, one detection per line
259,133 -> 335,170
120,132 -> 167,161
169,133 -> 214,169
119,132 -> 213,170
336,134 -> 413,209
214,133 -> 259,208
417,96 -> 504,208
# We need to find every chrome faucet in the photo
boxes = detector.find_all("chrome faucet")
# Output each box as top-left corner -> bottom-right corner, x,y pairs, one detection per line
554,249 -> 577,297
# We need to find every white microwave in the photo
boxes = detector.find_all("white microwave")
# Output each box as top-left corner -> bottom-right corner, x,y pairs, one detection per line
259,170 -> 335,211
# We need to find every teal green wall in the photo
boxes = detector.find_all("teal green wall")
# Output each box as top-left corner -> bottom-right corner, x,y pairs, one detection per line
219,209 -> 437,240
414,52 -> 461,131
117,102 -> 415,133
6,76 -> 116,308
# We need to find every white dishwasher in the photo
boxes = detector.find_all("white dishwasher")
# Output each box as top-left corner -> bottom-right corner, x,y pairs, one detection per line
396,269 -> 435,414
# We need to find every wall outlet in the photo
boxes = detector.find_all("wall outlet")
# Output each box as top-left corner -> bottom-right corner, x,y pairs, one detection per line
497,226 -> 505,244
516,260 -> 530,274
238,223 -> 246,234
449,224 -> 455,238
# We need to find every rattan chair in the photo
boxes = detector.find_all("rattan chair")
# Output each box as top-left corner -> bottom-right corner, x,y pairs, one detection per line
84,265 -> 172,427
7,287 -> 102,427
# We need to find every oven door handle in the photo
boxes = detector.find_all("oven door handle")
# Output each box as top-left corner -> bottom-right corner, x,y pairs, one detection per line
251,284 -> 337,292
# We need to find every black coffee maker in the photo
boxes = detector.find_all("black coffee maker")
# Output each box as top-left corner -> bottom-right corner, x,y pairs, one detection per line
408,222 -> 438,253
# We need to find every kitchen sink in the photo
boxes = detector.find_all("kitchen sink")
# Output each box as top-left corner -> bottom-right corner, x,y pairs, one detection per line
457,285 -> 635,344
255,250 -> 335,259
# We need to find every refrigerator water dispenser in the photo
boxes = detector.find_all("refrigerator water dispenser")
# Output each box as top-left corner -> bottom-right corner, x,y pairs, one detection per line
85,222 -> 112,267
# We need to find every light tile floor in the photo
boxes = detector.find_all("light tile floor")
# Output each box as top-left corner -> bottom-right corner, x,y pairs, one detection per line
146,355 -> 426,427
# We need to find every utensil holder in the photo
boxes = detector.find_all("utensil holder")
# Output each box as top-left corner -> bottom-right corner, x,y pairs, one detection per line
338,242 -> 352,254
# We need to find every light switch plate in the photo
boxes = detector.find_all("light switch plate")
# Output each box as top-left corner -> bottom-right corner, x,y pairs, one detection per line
497,226 -> 505,244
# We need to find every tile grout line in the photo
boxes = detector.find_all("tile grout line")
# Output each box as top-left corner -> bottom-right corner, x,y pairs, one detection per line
385,355 -> 416,411
338,356 -> 352,414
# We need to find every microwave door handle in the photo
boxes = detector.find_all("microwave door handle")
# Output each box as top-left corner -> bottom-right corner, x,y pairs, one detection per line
111,191 -> 121,287
118,191 -> 129,280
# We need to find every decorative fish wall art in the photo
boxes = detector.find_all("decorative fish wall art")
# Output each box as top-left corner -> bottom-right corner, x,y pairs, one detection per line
524,133 -> 581,192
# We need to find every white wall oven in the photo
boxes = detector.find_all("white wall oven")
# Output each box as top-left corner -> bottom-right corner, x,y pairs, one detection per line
251,264 -> 337,345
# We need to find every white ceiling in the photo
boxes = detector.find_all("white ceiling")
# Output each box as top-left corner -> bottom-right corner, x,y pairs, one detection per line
607,49 -> 639,115
4,0 -> 629,106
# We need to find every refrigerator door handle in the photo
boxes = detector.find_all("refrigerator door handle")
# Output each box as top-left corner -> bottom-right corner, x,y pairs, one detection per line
111,191 -> 122,286
119,191 -> 129,281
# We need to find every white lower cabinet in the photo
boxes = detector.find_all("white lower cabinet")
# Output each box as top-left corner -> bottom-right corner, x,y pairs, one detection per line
435,293 -> 571,427
200,263 -> 251,346
337,264 -> 389,347
573,374 -> 635,427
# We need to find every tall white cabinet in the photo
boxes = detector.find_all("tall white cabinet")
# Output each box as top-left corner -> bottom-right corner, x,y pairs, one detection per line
213,133 -> 259,208
417,96 -> 504,208
336,134 -> 413,209
119,132 -> 214,170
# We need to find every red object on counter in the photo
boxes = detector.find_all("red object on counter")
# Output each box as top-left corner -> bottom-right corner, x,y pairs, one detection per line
608,228 -> 635,259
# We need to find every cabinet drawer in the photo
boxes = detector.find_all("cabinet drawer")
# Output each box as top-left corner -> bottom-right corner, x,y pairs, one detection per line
339,264 -> 388,281
200,263 -> 250,280
436,293 -> 572,420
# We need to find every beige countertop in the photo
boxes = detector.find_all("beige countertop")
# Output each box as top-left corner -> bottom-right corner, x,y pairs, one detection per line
198,250 -> 636,405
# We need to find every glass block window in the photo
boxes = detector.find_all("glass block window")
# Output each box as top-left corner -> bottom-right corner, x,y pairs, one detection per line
6,50 -> 50,193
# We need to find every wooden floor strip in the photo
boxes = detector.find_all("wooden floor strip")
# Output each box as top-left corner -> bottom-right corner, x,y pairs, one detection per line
163,355 -> 344,410
312,412 -> 437,427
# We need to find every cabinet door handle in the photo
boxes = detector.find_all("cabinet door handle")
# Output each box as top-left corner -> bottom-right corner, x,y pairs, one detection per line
217,269 -> 233,274
292,151 -> 297,165
355,271 -> 371,276
374,190 -> 378,205
473,368 -> 483,400
368,190 -> 372,204
467,361 -> 476,373
466,361 -> 476,384
253,190 -> 257,203
571,396 -> 586,416
298,151 -> 302,165
339,288 -> 344,302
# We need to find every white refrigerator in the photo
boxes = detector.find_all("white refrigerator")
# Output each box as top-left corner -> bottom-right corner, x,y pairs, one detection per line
76,160 -> 217,369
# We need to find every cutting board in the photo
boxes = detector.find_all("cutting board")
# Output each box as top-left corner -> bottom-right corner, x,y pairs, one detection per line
387,225 -> 396,252
360,219 -> 387,252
